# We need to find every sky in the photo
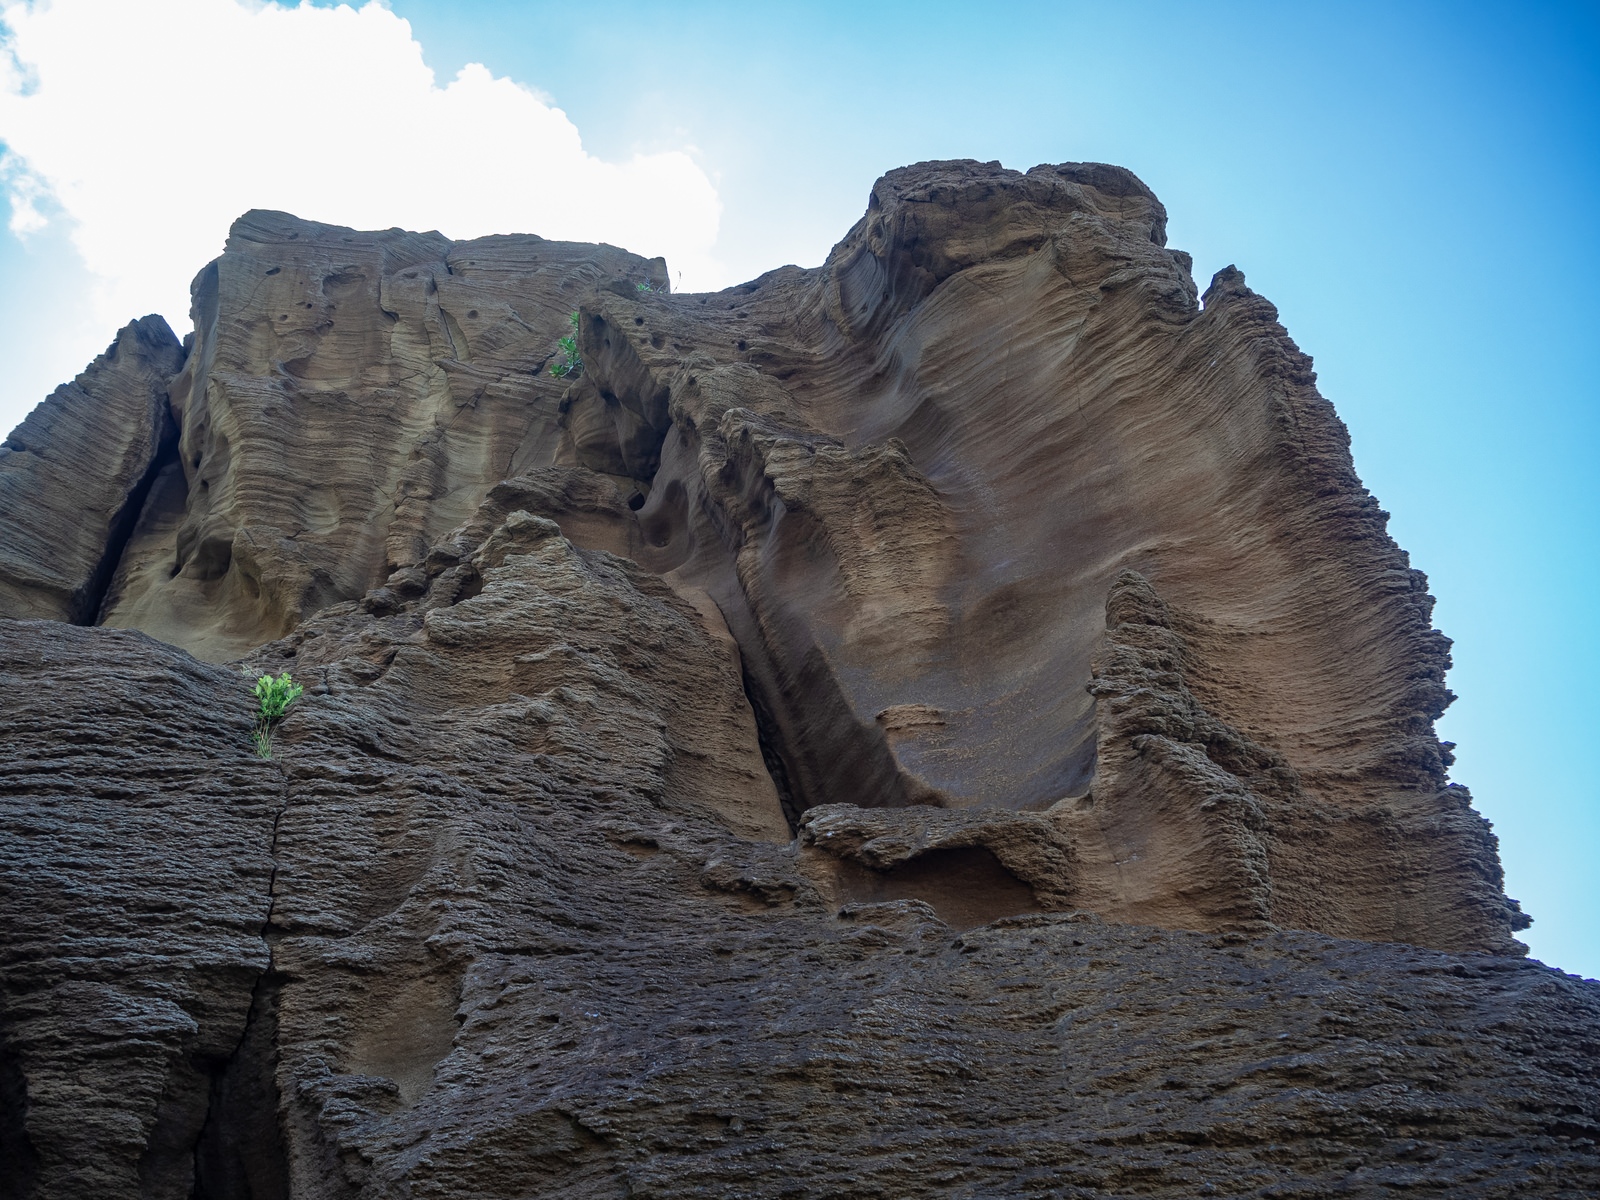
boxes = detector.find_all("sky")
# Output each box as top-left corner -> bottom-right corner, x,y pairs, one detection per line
0,0 -> 1595,977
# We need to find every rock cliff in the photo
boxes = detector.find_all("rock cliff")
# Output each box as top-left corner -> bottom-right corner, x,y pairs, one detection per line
1,160 -> 1595,1198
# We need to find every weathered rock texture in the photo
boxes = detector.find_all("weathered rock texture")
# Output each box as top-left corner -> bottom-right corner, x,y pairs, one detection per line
0,316 -> 185,623
1,160 -> 1595,1197
96,211 -> 666,660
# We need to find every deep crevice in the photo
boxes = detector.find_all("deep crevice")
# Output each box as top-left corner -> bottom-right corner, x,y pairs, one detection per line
191,972 -> 290,1200
79,403 -> 180,626
0,1033 -> 39,1200
740,661 -> 804,833
190,762 -> 292,1200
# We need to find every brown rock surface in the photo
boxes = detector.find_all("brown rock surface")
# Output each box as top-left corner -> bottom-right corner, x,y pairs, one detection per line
95,211 -> 666,660
0,316 -> 185,623
1,160 -> 1595,1197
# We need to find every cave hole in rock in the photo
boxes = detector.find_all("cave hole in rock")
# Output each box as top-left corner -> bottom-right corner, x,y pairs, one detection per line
833,847 -> 1042,931
637,477 -> 685,549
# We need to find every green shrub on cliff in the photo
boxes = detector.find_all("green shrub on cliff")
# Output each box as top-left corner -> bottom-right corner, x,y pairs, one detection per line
252,671 -> 303,759
549,311 -> 582,378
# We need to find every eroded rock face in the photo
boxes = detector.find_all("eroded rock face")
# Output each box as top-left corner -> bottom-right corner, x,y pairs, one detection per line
0,623 -> 279,1198
552,161 -> 1522,953
2,613 -> 1597,1198
95,211 -> 665,661
1,160 -> 1596,1197
0,316 -> 185,623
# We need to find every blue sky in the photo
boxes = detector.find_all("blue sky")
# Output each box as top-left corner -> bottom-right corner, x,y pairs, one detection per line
2,1 -> 1595,976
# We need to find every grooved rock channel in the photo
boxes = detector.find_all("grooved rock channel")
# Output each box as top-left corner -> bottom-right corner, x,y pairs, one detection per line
1,160 -> 1595,1198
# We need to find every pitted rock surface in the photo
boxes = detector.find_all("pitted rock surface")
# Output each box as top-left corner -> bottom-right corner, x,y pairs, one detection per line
0,159 -> 1595,1197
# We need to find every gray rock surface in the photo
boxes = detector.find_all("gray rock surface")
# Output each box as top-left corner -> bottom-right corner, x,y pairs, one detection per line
3,609 -> 1597,1198
0,622 -> 278,1197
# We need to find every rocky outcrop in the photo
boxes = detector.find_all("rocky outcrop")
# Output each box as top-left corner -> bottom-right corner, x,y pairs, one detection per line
0,160 -> 1594,1197
0,316 -> 185,623
2,613 -> 1597,1198
546,161 -> 1521,953
94,211 -> 665,661
1062,569 -> 1525,950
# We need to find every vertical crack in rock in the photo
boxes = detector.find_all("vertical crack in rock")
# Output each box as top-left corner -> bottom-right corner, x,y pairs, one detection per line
81,407 -> 179,626
739,661 -> 804,832
190,975 -> 290,1200
0,625 -> 289,1198
190,763 -> 291,1200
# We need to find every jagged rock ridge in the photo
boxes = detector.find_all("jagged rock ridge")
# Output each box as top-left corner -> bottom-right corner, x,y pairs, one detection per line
0,160 -> 1594,1198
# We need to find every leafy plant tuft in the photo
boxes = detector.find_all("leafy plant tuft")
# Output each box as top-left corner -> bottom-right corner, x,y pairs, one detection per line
549,311 -> 582,378
252,671 -> 304,759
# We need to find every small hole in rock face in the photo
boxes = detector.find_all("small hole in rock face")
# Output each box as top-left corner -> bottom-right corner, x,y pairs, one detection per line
736,340 -> 748,352
467,310 -> 478,319
280,315 -> 288,321
265,267 -> 280,276
633,316 -> 644,325
191,456 -> 201,468
627,493 -> 646,511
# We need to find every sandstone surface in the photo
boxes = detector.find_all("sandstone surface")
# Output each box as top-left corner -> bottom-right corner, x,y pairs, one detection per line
0,316 -> 185,623
1,160 -> 1595,1197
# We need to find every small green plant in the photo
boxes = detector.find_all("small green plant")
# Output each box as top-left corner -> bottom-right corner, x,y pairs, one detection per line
549,311 -> 582,378
252,671 -> 304,759
635,281 -> 653,294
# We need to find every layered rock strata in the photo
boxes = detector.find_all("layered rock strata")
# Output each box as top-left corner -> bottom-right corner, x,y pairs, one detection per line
2,611 -> 1596,1198
96,211 -> 666,660
0,160 -> 1593,1197
0,315 -> 185,622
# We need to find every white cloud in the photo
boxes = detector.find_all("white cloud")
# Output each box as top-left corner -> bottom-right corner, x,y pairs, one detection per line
0,0 -> 726,395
